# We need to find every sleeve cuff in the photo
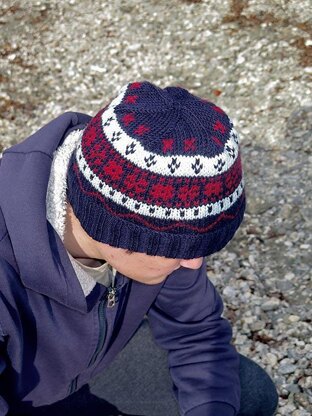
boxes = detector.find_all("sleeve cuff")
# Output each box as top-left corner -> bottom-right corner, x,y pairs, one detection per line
186,402 -> 236,416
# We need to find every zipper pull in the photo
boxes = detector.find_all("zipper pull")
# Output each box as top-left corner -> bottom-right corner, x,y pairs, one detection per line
107,286 -> 117,308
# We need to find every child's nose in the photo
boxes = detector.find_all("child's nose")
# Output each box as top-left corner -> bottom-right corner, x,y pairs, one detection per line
179,257 -> 204,269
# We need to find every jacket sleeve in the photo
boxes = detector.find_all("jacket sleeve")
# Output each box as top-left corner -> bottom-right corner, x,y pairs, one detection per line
0,332 -> 9,415
147,261 -> 240,416
0,260 -> 10,415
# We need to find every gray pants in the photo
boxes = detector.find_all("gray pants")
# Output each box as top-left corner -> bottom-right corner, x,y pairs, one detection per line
31,319 -> 279,416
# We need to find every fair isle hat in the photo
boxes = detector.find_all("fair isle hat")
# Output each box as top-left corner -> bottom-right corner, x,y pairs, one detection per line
67,81 -> 246,259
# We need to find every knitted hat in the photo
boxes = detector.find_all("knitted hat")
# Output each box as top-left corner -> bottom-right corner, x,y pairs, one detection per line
67,81 -> 246,259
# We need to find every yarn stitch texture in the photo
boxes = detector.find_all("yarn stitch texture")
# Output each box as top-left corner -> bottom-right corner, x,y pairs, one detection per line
67,81 -> 246,258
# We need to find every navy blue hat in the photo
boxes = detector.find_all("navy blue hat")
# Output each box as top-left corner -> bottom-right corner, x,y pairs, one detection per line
67,81 -> 246,258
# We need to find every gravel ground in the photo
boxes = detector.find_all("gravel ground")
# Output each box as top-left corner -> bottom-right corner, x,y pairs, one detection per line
0,1 -> 311,415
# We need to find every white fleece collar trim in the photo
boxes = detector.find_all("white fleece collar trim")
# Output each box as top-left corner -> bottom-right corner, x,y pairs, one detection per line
46,129 -> 98,296
46,129 -> 83,240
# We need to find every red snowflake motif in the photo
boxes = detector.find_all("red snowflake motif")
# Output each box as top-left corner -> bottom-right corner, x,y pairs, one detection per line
93,158 -> 103,167
129,82 -> 142,90
225,175 -> 235,191
184,138 -> 196,152
211,136 -> 224,147
212,105 -> 224,114
131,164 -> 144,177
162,138 -> 174,153
225,164 -> 241,191
123,173 -> 148,197
150,183 -> 174,202
125,95 -> 138,104
93,149 -> 107,166
92,112 -> 103,124
83,126 -> 97,146
92,143 -> 102,152
213,120 -> 226,134
177,185 -> 200,203
203,181 -> 223,200
103,160 -> 123,181
134,124 -> 150,136
122,113 -> 135,126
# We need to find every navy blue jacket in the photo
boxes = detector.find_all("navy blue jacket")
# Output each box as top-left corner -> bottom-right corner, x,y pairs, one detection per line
0,113 -> 240,415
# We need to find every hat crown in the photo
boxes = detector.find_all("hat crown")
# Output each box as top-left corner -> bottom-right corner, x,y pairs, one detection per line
112,81 -> 232,158
67,81 -> 245,259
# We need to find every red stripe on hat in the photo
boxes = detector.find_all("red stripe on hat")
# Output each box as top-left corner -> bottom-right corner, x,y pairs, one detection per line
82,129 -> 242,208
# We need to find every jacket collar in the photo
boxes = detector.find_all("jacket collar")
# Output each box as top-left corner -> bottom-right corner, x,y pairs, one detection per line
0,112 -> 92,313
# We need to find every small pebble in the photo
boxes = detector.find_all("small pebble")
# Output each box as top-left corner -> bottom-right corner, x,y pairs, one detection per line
288,315 -> 300,323
279,364 -> 297,375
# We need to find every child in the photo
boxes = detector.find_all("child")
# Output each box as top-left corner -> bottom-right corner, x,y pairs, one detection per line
0,82 -> 278,415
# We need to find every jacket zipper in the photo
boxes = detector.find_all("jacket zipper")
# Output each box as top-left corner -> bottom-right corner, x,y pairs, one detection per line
88,274 -> 118,367
87,298 -> 107,367
68,288 -> 113,394
107,286 -> 117,308
68,271 -> 120,394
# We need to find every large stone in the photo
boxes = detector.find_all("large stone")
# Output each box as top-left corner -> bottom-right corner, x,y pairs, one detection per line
261,298 -> 281,311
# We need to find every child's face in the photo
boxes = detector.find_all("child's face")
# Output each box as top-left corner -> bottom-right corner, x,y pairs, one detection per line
65,202 -> 203,285
93,242 -> 204,285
